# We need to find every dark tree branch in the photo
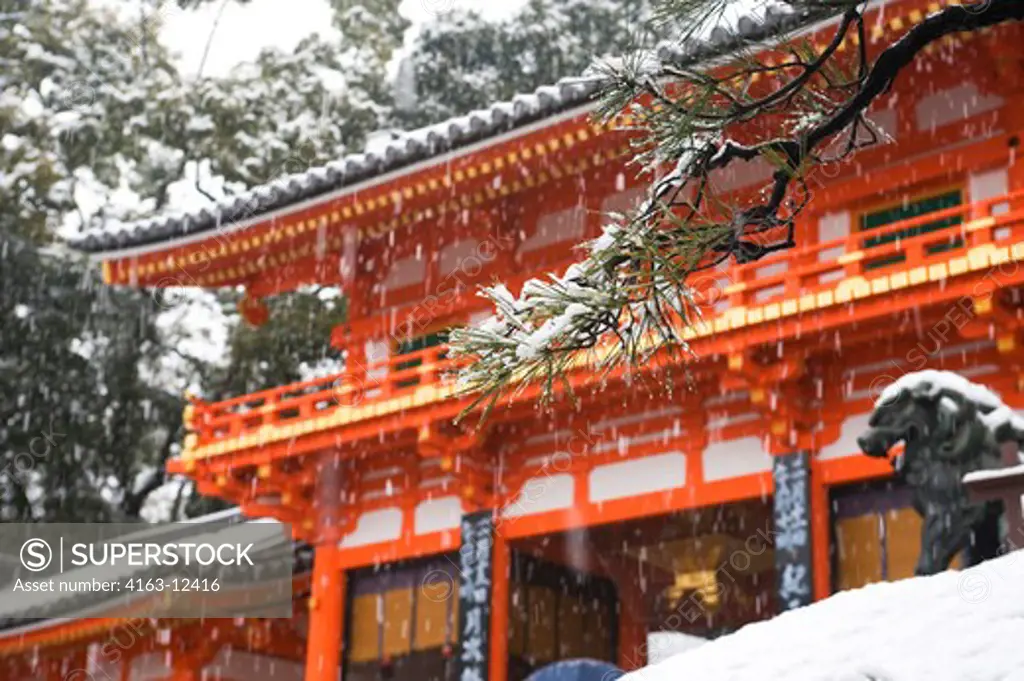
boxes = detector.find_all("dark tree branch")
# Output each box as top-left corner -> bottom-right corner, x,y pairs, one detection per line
451,0 -> 1024,412
812,0 -> 1023,148
693,0 -> 1024,269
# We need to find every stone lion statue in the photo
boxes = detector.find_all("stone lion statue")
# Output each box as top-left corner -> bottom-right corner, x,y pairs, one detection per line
856,372 -> 1023,575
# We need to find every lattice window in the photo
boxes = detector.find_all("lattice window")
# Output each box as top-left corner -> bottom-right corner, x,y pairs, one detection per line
860,189 -> 963,270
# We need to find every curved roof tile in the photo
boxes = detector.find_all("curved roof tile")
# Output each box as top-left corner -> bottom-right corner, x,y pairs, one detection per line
66,2 -> 824,255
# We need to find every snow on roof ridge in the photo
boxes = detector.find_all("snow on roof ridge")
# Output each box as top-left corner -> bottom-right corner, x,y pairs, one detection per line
654,0 -> 804,60
183,506 -> 243,523
67,4 -> 830,255
68,75 -> 601,251
963,462 -> 1024,483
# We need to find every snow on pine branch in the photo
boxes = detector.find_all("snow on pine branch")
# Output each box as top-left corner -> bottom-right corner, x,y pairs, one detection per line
449,214 -> 707,416
450,0 -> 1024,416
448,4 -> 864,414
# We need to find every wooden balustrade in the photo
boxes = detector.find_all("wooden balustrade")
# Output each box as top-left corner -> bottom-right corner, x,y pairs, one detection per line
186,344 -> 459,446
726,189 -> 1024,308
183,190 -> 1024,451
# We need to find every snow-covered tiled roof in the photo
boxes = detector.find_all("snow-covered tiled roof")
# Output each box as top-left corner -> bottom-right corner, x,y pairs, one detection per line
66,3 -> 823,256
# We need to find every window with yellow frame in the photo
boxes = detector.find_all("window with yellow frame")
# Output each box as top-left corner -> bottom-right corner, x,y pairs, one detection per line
346,560 -> 459,670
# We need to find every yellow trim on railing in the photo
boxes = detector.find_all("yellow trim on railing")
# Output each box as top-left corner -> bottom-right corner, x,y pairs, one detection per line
723,282 -> 747,295
965,216 -> 996,232
181,231 -> 1024,461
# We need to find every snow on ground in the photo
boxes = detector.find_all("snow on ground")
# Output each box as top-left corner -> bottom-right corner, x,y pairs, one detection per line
624,551 -> 1024,681
646,631 -> 707,665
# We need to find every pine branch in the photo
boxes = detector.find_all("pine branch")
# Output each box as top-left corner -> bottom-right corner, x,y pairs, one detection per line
451,0 -> 1024,416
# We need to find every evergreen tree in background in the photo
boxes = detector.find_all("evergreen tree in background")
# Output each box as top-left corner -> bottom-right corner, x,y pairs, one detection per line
0,231 -> 184,521
186,0 -> 406,188
0,0 -> 188,521
397,0 -> 657,128
177,0 -> 408,404
206,290 -> 348,399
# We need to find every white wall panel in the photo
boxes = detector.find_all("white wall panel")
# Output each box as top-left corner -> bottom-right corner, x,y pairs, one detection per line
342,507 -> 403,548
589,452 -> 686,503
702,437 -> 772,481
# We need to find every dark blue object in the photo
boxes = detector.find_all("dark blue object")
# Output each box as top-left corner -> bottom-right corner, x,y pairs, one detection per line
526,658 -> 625,681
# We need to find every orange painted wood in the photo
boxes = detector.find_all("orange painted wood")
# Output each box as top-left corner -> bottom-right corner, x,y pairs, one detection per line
180,185 -> 1024,469
501,472 -> 772,540
810,460 -> 831,601
819,454 -> 897,486
490,528 -> 511,681
885,508 -> 925,582
304,543 -> 345,681
335,530 -> 460,571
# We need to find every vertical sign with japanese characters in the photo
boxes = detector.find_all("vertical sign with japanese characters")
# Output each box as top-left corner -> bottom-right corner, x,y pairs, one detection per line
457,511 -> 494,681
773,451 -> 813,611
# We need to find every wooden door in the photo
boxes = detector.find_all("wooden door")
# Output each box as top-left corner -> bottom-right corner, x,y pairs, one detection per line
884,507 -> 923,581
835,514 -> 884,590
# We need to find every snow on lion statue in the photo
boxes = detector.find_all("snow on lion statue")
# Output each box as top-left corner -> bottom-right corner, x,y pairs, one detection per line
856,370 -> 1024,576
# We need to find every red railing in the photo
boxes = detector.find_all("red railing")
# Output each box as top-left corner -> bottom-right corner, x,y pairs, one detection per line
186,344 -> 461,446
721,189 -> 1024,309
184,190 -> 1024,451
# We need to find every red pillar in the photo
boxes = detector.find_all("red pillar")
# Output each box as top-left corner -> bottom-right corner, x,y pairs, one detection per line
45,651 -> 84,681
65,649 -> 89,681
306,455 -> 347,681
44,659 -> 62,681
489,529 -> 510,681
305,543 -> 345,681
810,462 -> 832,602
